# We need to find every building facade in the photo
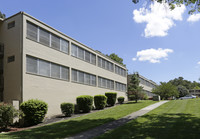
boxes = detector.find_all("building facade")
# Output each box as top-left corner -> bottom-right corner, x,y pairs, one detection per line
128,74 -> 157,99
0,12 -> 127,116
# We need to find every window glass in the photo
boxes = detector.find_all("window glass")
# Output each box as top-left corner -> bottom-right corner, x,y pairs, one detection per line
39,28 -> 50,46
84,73 -> 90,85
51,63 -> 60,78
27,22 -> 38,41
26,56 -> 38,74
61,39 -> 69,54
78,71 -> 84,83
85,50 -> 90,63
91,75 -> 96,86
61,67 -> 69,80
78,47 -> 84,60
51,34 -> 60,50
71,44 -> 77,57
71,69 -> 77,82
98,57 -> 101,67
39,59 -> 50,76
91,54 -> 96,65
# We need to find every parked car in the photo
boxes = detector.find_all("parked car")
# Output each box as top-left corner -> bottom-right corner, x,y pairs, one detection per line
179,95 -> 196,100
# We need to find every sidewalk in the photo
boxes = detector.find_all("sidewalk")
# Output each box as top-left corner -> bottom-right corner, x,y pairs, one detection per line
66,101 -> 168,139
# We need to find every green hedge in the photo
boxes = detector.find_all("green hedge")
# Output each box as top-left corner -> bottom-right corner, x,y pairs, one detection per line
20,99 -> 48,126
0,103 -> 18,129
117,96 -> 125,104
94,95 -> 107,110
60,103 -> 74,117
76,95 -> 93,113
105,92 -> 117,106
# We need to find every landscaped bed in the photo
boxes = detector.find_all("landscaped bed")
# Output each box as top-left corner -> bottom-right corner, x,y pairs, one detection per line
96,98 -> 200,139
0,100 -> 156,139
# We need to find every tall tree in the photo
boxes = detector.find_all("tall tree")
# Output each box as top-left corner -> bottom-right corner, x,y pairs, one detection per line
152,82 -> 179,100
106,53 -> 126,67
177,85 -> 189,98
128,72 -> 143,102
0,11 -> 5,19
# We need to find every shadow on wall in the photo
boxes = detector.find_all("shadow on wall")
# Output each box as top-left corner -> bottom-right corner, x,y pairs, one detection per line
97,113 -> 200,139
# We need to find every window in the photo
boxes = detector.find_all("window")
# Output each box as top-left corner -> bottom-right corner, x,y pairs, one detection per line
91,54 -> 96,65
39,60 -> 50,76
78,71 -> 84,83
27,22 -> 38,41
72,69 -> 78,82
84,73 -> 90,85
26,56 -> 69,81
78,47 -> 84,60
85,50 -> 90,63
71,69 -> 96,86
51,63 -> 60,78
71,44 -> 78,57
115,82 -> 126,92
61,67 -> 69,80
98,76 -> 114,90
26,56 -> 37,74
7,56 -> 15,63
8,21 -> 15,29
39,28 -> 50,46
115,65 -> 126,77
97,57 -> 114,72
51,34 -> 60,50
61,39 -> 69,54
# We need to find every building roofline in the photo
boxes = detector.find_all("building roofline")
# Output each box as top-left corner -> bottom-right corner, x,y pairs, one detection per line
14,12 -> 126,69
128,74 -> 157,85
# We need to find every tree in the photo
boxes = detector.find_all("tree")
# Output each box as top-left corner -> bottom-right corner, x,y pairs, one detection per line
0,11 -> 5,19
152,82 -> 179,100
106,53 -> 126,67
177,85 -> 189,98
128,72 -> 143,102
132,0 -> 200,14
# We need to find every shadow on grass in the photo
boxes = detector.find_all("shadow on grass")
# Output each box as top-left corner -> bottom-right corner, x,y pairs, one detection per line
1,118 -> 114,139
125,101 -> 142,104
97,113 -> 200,139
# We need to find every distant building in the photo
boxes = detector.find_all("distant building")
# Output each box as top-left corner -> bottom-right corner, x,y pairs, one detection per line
128,74 -> 157,99
189,89 -> 200,97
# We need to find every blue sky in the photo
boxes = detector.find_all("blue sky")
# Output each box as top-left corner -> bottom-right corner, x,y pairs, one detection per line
1,0 -> 200,84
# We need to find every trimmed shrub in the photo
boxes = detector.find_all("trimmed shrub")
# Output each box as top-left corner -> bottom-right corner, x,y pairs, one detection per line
76,95 -> 93,113
60,103 -> 74,117
0,103 -> 18,129
117,96 -> 125,104
105,92 -> 117,106
94,95 -> 107,110
20,99 -> 48,126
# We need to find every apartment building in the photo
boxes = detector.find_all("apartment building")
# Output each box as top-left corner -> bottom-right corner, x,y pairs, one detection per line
0,12 -> 127,116
128,74 -> 157,98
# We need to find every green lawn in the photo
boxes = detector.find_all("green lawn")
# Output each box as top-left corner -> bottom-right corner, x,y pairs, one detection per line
96,99 -> 200,139
0,100 -> 156,139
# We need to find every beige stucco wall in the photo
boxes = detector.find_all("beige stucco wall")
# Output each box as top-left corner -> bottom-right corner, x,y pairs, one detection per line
22,14 -> 127,117
0,14 -> 22,104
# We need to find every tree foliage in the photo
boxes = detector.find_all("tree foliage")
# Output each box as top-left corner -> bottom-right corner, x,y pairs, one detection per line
152,82 -> 179,100
0,11 -> 5,19
106,53 -> 126,67
128,72 -> 143,102
169,77 -> 200,90
132,0 -> 200,14
177,85 -> 189,97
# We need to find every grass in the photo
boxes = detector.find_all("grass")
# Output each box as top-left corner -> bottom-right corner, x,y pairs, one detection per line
96,98 -> 200,139
0,100 -> 156,139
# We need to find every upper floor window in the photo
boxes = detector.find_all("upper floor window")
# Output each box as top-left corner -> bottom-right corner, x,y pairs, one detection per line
39,28 -> 50,46
7,21 -> 15,29
27,22 -> 38,41
98,57 -> 114,72
115,65 -> 126,77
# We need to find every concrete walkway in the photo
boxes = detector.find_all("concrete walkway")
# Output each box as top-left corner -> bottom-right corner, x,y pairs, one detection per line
66,101 -> 168,139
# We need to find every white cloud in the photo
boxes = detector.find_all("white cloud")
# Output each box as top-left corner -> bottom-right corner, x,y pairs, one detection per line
133,2 -> 186,37
132,48 -> 173,63
132,58 -> 137,61
197,61 -> 200,65
187,14 -> 200,22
